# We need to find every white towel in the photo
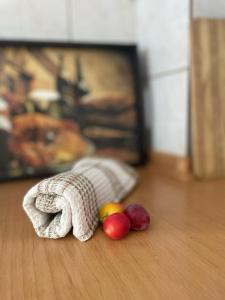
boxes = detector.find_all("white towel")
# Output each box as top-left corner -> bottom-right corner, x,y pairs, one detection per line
23,157 -> 138,241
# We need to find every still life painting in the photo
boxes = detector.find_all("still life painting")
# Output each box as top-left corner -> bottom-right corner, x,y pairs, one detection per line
0,42 -> 144,179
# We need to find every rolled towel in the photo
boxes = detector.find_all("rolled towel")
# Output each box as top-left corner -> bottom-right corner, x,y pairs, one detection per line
23,157 -> 138,241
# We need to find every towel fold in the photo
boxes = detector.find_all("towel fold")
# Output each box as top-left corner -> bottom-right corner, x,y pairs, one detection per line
23,157 -> 138,241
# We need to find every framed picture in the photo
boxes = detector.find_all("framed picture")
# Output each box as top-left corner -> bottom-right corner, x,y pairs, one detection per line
0,40 -> 146,180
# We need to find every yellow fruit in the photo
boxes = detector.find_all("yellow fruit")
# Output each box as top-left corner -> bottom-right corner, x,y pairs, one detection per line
98,202 -> 124,223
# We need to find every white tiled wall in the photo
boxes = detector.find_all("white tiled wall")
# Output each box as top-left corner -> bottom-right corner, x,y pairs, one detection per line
0,0 -> 69,40
72,0 -> 136,43
137,0 -> 189,76
137,0 -> 190,156
193,0 -> 225,18
150,72 -> 188,155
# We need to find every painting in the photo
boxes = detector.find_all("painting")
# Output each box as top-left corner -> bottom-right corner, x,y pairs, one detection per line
0,41 -> 145,180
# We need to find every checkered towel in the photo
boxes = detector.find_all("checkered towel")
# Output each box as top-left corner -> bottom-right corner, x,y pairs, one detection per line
23,157 -> 138,241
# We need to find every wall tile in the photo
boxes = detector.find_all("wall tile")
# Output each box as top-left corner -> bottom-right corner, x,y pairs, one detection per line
137,0 -> 189,76
0,0 -> 68,40
72,0 -> 136,43
193,0 -> 225,18
146,71 -> 188,155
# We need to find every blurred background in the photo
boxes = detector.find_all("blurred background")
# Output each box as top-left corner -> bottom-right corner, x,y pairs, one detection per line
0,0 -> 189,158
0,0 -> 224,178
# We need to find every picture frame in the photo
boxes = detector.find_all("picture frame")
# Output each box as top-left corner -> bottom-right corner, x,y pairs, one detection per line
0,40 -> 146,180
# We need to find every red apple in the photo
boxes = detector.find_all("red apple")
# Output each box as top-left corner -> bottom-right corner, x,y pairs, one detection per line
103,213 -> 131,240
124,204 -> 150,231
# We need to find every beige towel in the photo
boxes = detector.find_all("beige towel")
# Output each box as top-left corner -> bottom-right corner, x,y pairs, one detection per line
23,157 -> 138,241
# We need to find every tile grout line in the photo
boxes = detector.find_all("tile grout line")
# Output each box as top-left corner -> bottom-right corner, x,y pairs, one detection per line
190,0 -> 194,20
150,66 -> 189,80
65,0 -> 73,40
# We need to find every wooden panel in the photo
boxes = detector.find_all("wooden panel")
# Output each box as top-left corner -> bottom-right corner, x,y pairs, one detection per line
190,18 -> 225,178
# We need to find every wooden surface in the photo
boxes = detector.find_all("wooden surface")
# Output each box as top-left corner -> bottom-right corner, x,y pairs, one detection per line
190,18 -> 225,179
150,151 -> 192,181
1,164 -> 225,299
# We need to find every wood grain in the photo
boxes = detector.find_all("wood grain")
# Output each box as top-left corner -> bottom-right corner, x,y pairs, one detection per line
190,18 -> 225,178
1,165 -> 225,299
150,151 -> 192,181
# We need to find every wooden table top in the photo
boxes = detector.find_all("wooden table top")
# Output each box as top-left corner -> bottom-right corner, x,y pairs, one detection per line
1,164 -> 225,300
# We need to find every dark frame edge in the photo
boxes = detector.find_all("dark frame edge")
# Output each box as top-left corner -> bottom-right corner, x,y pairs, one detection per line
0,39 -> 146,182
